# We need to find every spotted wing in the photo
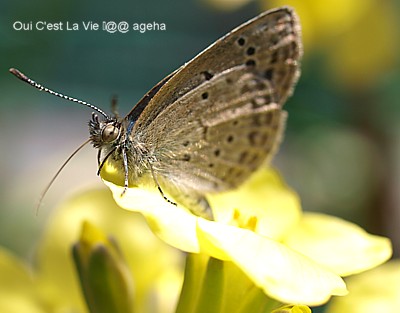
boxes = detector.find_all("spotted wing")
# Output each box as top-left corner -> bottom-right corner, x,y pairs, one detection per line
130,6 -> 302,132
143,65 -> 286,193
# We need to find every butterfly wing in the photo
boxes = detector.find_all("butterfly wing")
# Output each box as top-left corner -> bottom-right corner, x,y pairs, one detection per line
125,7 -> 301,216
130,6 -> 301,131
144,66 -> 286,193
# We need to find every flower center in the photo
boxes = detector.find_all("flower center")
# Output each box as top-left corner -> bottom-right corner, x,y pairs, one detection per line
231,209 -> 258,232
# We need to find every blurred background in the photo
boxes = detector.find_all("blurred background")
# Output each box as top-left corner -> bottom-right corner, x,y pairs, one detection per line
0,0 -> 399,266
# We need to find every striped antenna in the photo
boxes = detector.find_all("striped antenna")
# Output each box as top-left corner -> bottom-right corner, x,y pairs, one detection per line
9,68 -> 110,119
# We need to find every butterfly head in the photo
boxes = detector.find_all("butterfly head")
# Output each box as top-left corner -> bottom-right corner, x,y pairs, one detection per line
89,112 -> 122,149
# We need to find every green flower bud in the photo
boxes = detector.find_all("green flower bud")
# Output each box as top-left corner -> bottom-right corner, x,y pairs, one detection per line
72,221 -> 134,313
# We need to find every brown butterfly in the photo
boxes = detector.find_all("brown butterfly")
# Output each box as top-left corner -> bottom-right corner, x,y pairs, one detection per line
10,6 -> 302,219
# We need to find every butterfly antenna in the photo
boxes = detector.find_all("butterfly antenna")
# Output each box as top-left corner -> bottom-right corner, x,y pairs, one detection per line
111,95 -> 119,118
9,68 -> 110,119
36,139 -> 91,216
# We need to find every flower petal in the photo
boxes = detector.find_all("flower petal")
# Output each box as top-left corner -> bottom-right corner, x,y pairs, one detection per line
105,168 -> 301,251
208,169 -> 302,240
104,181 -> 200,252
0,248 -> 44,313
197,219 -> 347,305
326,260 -> 400,313
283,213 -> 392,276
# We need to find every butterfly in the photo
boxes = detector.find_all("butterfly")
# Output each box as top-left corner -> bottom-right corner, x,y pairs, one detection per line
10,6 -> 302,219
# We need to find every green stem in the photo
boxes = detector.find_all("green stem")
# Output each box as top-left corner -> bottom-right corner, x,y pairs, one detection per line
195,257 -> 224,313
175,253 -> 208,313
237,286 -> 280,313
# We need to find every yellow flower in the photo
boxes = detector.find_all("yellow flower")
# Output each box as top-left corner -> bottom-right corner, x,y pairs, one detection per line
326,260 -> 400,313
103,167 -> 392,306
0,189 -> 183,313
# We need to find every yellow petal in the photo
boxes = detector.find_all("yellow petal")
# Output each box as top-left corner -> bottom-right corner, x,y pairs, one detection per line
197,218 -> 347,305
283,213 -> 392,276
105,181 -> 201,252
106,168 -> 301,251
0,248 -> 44,313
208,169 -> 302,240
326,260 -> 400,313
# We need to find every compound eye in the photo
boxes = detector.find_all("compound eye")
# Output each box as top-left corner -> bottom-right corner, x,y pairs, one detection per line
101,123 -> 120,143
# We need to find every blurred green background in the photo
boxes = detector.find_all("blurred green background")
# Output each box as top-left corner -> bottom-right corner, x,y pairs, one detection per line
1,0 -> 399,265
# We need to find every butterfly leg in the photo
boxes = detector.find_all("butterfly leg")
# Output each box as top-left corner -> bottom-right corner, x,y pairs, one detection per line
122,145 -> 129,196
97,149 -> 101,166
149,165 -> 177,206
164,186 -> 214,220
157,186 -> 177,206
150,167 -> 213,220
